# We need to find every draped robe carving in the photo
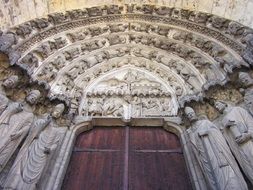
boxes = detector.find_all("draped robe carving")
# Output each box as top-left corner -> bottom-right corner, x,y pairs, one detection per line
238,72 -> 253,116
0,94 -> 8,115
4,116 -> 64,190
220,106 -> 253,184
0,102 -> 34,173
188,119 -> 248,190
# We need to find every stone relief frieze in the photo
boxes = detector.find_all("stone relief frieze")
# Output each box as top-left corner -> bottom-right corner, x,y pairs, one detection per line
50,52 -> 206,98
79,69 -> 177,119
242,34 -> 253,66
171,29 -> 247,73
6,20 -> 242,93
36,55 -> 66,83
38,41 -> 228,106
33,37 -> 67,60
29,32 -> 225,86
6,14 -> 242,56
2,4 -> 249,50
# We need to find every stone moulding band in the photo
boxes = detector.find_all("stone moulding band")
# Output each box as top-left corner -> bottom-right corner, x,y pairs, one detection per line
13,14 -> 244,54
0,4 -> 253,109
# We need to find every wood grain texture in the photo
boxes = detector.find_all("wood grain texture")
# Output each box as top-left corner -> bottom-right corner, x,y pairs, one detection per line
62,127 -> 125,190
62,127 -> 192,190
129,127 -> 192,190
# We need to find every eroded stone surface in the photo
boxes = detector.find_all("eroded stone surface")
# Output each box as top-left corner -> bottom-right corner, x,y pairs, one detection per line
0,4 -> 253,190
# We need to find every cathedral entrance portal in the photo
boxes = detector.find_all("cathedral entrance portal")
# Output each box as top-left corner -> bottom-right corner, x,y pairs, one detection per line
62,126 -> 192,190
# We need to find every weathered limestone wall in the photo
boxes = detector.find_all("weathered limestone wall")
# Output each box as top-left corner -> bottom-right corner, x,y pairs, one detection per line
1,0 -> 253,30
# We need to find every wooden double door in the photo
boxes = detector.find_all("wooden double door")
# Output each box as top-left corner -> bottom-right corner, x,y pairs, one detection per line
62,127 -> 192,190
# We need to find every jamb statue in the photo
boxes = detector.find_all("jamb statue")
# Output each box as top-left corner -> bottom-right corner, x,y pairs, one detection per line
0,90 -> 41,173
185,106 -> 247,190
238,72 -> 253,116
215,100 -> 253,185
4,103 -> 66,190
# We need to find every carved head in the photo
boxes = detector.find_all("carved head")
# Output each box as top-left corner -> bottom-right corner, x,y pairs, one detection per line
0,32 -> 16,52
52,103 -> 65,119
239,72 -> 253,87
26,90 -> 41,105
2,75 -> 19,89
184,106 -> 197,122
175,86 -> 183,96
214,100 -> 227,113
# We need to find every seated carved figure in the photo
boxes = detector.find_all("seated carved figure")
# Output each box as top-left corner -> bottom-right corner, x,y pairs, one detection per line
185,106 -> 247,190
0,32 -> 16,52
2,75 -> 19,89
215,100 -> 253,185
0,90 -> 41,173
4,103 -> 66,190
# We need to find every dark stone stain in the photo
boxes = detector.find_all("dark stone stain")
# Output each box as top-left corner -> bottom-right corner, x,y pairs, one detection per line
0,10 -> 3,18
14,0 -> 19,7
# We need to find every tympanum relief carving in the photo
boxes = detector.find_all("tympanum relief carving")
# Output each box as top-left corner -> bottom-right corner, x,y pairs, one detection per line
79,69 -> 177,119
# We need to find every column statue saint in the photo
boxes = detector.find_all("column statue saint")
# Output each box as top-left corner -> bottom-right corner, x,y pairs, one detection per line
0,90 -> 41,172
215,100 -> 253,185
238,72 -> 253,116
4,103 -> 66,190
185,106 -> 248,190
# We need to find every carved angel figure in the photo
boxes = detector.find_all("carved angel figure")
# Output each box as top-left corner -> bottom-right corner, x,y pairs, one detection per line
215,100 -> 253,185
2,75 -> 19,89
185,106 -> 247,190
4,103 -> 65,190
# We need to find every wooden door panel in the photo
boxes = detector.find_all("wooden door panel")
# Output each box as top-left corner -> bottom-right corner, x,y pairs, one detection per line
129,153 -> 191,190
129,127 -> 181,150
129,127 -> 192,190
62,127 -> 192,190
75,127 -> 125,150
62,127 -> 125,190
62,152 -> 124,190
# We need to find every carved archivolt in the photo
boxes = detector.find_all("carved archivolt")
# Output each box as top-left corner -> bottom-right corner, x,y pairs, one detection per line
1,5 -> 252,118
1,4 -> 253,190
